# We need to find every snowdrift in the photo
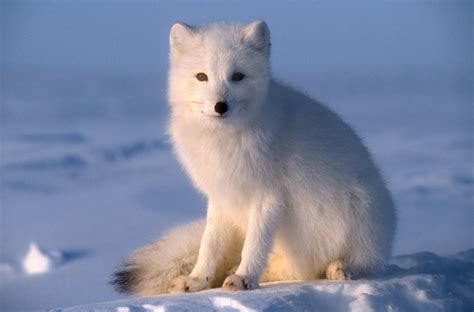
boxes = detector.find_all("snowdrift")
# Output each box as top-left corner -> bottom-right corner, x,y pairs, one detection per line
59,249 -> 473,312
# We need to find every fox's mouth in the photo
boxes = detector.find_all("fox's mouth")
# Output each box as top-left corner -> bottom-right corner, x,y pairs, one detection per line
201,112 -> 230,120
207,107 -> 241,120
201,107 -> 237,119
210,114 -> 229,119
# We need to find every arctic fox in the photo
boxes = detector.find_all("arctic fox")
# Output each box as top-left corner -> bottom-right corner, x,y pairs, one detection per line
113,21 -> 396,295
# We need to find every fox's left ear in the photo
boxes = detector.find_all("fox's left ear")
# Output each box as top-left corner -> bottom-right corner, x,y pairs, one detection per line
170,22 -> 195,53
244,20 -> 271,54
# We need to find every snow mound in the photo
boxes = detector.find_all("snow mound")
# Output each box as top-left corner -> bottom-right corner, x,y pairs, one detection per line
21,243 -> 63,275
58,249 -> 473,312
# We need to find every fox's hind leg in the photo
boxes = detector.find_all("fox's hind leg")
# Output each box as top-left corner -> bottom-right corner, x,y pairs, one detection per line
325,260 -> 354,280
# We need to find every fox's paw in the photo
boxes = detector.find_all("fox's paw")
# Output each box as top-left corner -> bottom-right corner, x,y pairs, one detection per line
326,260 -> 353,281
222,274 -> 257,291
168,275 -> 209,293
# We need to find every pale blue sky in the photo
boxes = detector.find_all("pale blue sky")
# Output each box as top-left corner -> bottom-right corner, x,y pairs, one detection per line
3,0 -> 472,75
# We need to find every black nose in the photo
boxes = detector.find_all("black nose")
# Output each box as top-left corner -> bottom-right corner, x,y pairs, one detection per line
214,102 -> 228,115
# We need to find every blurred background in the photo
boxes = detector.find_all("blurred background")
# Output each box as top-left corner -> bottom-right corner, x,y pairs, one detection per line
1,0 -> 472,310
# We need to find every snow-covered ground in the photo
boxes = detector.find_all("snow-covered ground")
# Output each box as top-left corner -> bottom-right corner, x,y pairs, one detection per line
57,249 -> 474,311
1,1 -> 472,311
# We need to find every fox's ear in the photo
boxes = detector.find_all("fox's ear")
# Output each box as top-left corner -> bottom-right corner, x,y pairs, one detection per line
244,20 -> 270,53
169,22 -> 195,53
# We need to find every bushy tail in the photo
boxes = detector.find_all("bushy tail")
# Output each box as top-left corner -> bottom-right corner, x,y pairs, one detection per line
112,219 -> 205,296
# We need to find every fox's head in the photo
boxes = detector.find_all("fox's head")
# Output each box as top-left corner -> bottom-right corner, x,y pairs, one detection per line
168,21 -> 271,128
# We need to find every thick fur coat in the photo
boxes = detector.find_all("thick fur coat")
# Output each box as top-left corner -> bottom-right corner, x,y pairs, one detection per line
113,21 -> 396,295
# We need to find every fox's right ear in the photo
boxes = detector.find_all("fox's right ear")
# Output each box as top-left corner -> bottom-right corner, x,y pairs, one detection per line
169,22 -> 195,53
244,21 -> 270,54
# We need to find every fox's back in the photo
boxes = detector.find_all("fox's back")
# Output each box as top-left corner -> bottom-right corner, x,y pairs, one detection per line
267,80 -> 383,185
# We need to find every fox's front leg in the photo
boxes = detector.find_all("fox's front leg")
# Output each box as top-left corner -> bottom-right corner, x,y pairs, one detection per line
169,201 -> 229,293
223,196 -> 283,291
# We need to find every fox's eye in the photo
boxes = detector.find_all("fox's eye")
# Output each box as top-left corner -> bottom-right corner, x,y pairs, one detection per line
231,72 -> 245,81
196,73 -> 208,81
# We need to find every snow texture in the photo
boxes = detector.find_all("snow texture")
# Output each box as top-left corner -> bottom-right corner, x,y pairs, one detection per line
1,0 -> 472,311
57,250 -> 473,311
22,243 -> 53,275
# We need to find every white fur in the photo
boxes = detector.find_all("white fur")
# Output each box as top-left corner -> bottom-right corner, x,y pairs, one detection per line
116,21 -> 396,296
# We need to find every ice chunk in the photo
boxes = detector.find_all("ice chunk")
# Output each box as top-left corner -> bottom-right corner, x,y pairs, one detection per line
22,243 -> 52,275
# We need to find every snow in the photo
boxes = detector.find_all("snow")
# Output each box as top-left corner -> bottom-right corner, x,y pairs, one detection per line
22,243 -> 53,275
1,0 -> 472,311
20,243 -> 67,276
141,304 -> 166,312
57,250 -> 473,311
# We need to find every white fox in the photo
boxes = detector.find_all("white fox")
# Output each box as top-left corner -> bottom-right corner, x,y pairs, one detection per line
113,21 -> 396,295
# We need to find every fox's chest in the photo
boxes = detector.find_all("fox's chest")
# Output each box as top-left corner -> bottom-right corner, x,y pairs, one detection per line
173,131 -> 274,202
